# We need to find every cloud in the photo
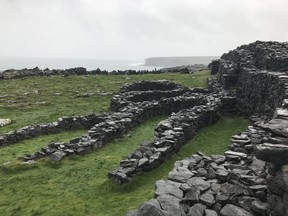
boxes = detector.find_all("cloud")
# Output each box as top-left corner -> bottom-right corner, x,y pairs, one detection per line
0,0 -> 287,60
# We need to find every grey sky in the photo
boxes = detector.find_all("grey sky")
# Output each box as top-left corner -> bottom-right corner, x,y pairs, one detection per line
0,0 -> 287,60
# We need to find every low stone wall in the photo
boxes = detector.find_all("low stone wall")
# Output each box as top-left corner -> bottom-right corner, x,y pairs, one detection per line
20,81 -> 220,162
119,80 -> 183,93
0,113 -> 106,147
129,126 -> 268,216
109,95 -> 221,184
0,64 -> 208,80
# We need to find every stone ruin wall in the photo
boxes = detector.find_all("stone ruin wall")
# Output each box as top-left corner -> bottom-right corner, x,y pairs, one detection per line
1,41 -> 288,215
130,41 -> 288,216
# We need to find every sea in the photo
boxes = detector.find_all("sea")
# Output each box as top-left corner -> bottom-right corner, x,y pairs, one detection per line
0,56 -> 218,72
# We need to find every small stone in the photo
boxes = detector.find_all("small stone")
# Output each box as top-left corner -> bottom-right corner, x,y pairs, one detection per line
220,204 -> 253,216
187,177 -> 210,191
137,199 -> 166,216
155,180 -> 183,199
205,209 -> 218,216
49,150 -> 66,161
138,158 -> 149,167
200,193 -> 215,207
251,200 -> 268,215
187,203 -> 206,216
182,187 -> 200,203
0,118 -> 11,127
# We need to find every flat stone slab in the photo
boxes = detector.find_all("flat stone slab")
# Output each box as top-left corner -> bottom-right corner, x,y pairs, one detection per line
0,119 -> 11,127
258,119 -> 288,137
187,177 -> 210,191
224,150 -> 247,158
255,143 -> 288,164
275,108 -> 288,118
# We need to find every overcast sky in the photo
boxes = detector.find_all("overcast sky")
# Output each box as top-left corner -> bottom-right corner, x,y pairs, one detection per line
0,0 -> 287,60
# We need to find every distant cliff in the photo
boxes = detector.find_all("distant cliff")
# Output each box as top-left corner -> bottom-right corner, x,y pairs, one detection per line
144,56 -> 219,67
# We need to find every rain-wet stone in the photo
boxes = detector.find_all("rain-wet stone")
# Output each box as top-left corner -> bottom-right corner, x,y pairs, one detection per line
205,209 -> 218,216
137,199 -> 166,216
155,180 -> 183,199
220,204 -> 253,216
187,177 -> 210,192
187,203 -> 206,216
49,150 -> 66,161
168,167 -> 193,183
200,193 -> 215,207
251,200 -> 268,215
157,194 -> 185,215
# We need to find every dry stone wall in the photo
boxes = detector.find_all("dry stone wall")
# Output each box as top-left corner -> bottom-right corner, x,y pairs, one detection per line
131,41 -> 288,216
0,64 -> 207,80
109,97 -> 221,184
19,81 -> 222,163
128,126 -> 268,216
0,113 -> 106,147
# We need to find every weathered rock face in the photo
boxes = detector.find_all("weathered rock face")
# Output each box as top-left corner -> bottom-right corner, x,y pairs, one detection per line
210,41 -> 288,118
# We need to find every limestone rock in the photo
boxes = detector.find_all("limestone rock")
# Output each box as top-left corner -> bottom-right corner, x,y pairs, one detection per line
220,204 -> 253,216
0,119 -> 11,127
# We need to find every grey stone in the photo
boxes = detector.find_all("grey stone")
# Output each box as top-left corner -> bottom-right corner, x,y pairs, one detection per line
49,150 -> 66,161
182,187 -> 200,203
155,180 -> 183,199
138,158 -> 149,167
187,203 -> 206,216
220,204 -> 253,216
211,155 -> 226,164
157,194 -> 185,215
251,200 -> 268,215
168,167 -> 193,183
187,177 -> 210,192
258,119 -> 288,137
205,209 -> 218,216
137,199 -> 166,216
200,193 -> 215,207
224,150 -> 247,158
255,143 -> 288,164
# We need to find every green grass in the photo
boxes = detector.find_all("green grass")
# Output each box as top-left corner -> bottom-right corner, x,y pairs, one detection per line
0,71 -> 210,133
0,116 -> 249,216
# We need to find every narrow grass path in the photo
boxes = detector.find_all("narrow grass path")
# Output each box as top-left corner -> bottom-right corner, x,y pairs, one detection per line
0,116 -> 249,216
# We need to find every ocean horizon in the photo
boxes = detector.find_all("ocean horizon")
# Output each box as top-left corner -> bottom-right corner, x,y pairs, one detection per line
0,56 -> 218,72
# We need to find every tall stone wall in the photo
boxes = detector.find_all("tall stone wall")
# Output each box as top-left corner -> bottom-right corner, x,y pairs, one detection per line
236,70 -> 285,118
210,41 -> 288,119
208,40 -> 288,216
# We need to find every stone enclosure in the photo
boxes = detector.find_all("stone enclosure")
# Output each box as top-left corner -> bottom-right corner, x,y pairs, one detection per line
1,41 -> 288,216
130,41 -> 288,216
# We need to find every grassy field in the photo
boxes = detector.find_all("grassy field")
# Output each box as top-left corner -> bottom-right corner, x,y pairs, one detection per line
0,71 -> 210,133
0,71 -> 250,215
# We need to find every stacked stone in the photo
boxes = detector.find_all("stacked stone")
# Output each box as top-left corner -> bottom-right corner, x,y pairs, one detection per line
251,116 -> 288,215
21,81 -> 220,162
108,94 -> 221,184
0,64 -> 207,80
210,41 -> 288,119
0,113 -> 105,147
128,128 -> 268,216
